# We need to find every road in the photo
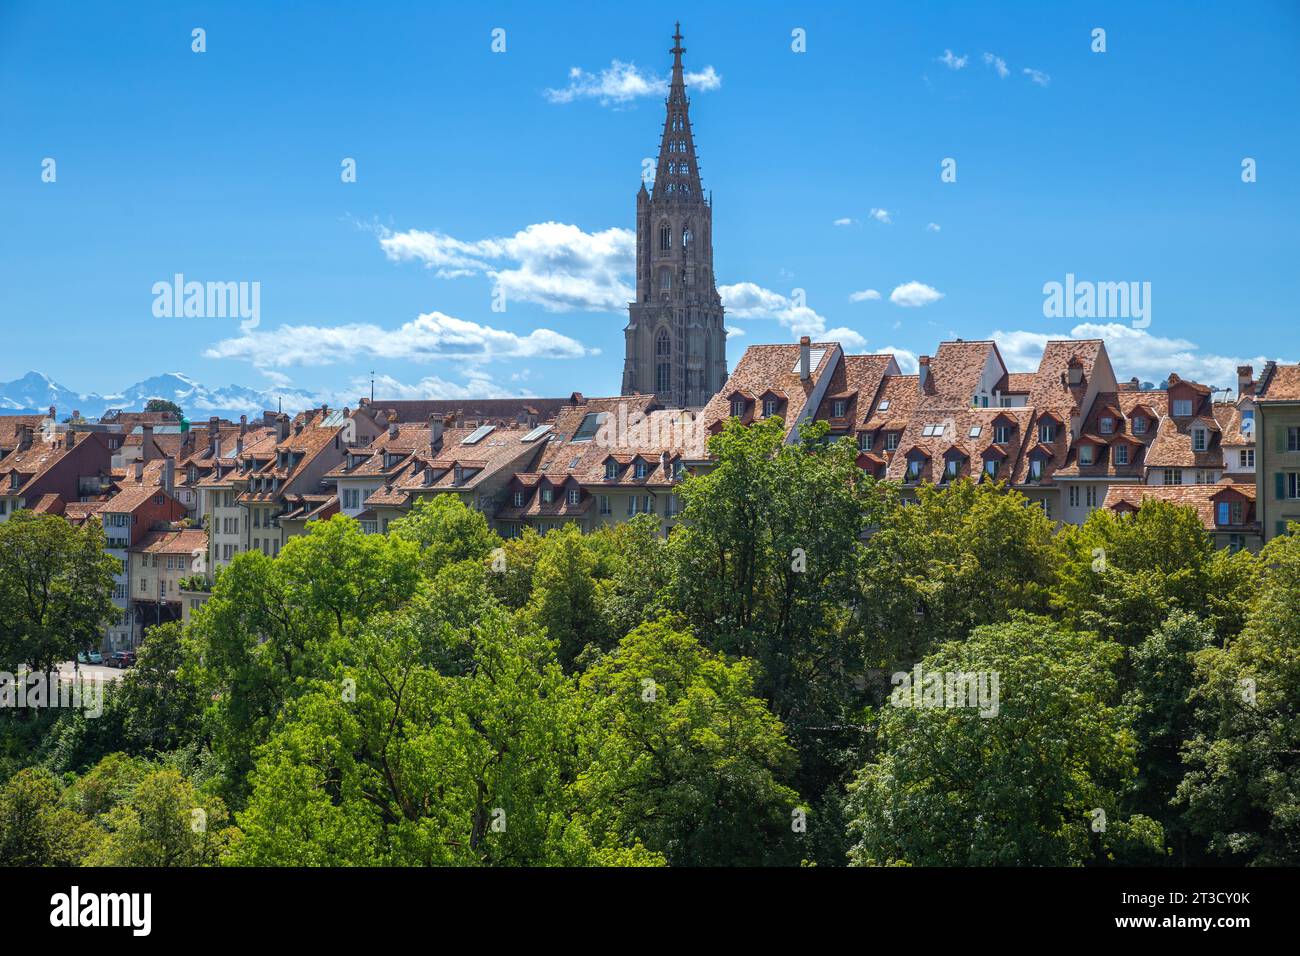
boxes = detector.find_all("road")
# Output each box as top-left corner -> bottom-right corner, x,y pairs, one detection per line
55,662 -> 125,683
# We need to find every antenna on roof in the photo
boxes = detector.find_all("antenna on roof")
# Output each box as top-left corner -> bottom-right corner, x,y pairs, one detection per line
370,371 -> 375,403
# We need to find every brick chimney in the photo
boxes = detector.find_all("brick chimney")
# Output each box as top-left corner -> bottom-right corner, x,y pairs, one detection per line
66,428 -> 77,449
164,458 -> 175,495
141,424 -> 155,463
429,413 -> 444,453
277,414 -> 290,442
1237,365 -> 1254,401
918,356 -> 931,393
18,423 -> 33,450
799,336 -> 812,381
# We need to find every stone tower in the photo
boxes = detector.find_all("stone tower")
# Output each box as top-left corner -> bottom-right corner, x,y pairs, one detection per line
622,23 -> 727,409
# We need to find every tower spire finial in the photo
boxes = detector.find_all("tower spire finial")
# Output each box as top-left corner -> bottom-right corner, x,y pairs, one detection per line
671,22 -> 684,65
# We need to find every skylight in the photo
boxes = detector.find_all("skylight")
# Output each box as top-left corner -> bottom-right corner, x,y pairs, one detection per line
791,349 -> 827,374
461,424 -> 496,445
571,412 -> 608,443
522,424 -> 553,442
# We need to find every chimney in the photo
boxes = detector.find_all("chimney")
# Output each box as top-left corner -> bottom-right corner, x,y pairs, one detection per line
239,414 -> 248,435
277,414 -> 290,441
164,458 -> 175,495
388,411 -> 398,439
918,356 -> 931,393
66,429 -> 77,449
799,336 -> 812,381
18,424 -> 32,450
235,436 -> 244,458
429,413 -> 444,453
1237,365 -> 1254,400
141,424 -> 155,463
134,461 -> 144,481
48,405 -> 56,420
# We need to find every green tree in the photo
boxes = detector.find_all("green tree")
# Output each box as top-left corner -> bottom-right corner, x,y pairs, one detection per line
847,617 -> 1163,866
115,621 -> 205,754
0,767 -> 100,865
1177,530 -> 1300,864
85,768 -> 236,866
388,494 -> 500,576
143,399 -> 183,417
0,511 -> 118,672
575,617 -> 801,865
525,525 -> 608,669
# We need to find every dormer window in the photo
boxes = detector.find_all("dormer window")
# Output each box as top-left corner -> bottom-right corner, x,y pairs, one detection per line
1099,417 -> 1114,434
1079,445 -> 1094,466
453,465 -> 464,485
858,432 -> 873,452
730,399 -> 746,418
907,459 -> 922,479
944,458 -> 961,480
1132,416 -> 1147,434
1029,459 -> 1044,481
1173,399 -> 1193,417
1193,428 -> 1208,452
832,400 -> 847,418
763,399 -> 779,417
540,487 -> 553,504
512,490 -> 524,507
885,432 -> 899,451
1115,444 -> 1130,465
567,488 -> 581,506
994,424 -> 1011,445
605,460 -> 619,480
635,461 -> 647,479
1038,421 -> 1056,443
984,459 -> 998,478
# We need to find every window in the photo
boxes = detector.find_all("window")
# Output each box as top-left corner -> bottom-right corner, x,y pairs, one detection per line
764,399 -> 780,417
1086,486 -> 1098,509
907,459 -> 922,479
731,399 -> 746,418
1115,444 -> 1130,465
885,432 -> 899,451
984,459 -> 998,478
659,269 -> 672,291
656,362 -> 671,394
1041,498 -> 1053,520
1173,399 -> 1193,417
567,489 -> 581,506
599,495 -> 610,515
832,400 -> 847,418
944,459 -> 960,480
540,488 -> 553,504
994,425 -> 1010,445
878,400 -> 891,412
1288,473 -> 1300,500
1079,445 -> 1094,466
1289,427 -> 1300,452
682,228 -> 692,250
1229,534 -> 1245,553
512,491 -> 524,508
858,432 -> 873,452
1240,449 -> 1255,468
1038,421 -> 1056,443
1100,417 -> 1114,434
1029,458 -> 1044,481
635,461 -> 647,479
1193,428 -> 1207,452
1135,416 -> 1149,434
659,224 -> 671,252
605,460 -> 619,480
969,426 -> 982,439
1163,469 -> 1182,486
1069,486 -> 1080,508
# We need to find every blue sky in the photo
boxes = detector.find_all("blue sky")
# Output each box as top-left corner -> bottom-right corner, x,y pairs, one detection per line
2,0 -> 1297,408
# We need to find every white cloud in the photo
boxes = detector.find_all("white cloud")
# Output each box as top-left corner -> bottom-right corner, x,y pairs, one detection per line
926,222 -> 942,232
719,282 -> 866,350
849,289 -> 881,303
1023,67 -> 1051,87
833,217 -> 856,226
869,208 -> 892,224
889,281 -> 945,308
877,346 -> 920,374
983,52 -> 1009,78
544,60 -> 721,105
205,311 -> 596,370
992,322 -> 1280,390
725,325 -> 745,337
380,222 -> 635,313
938,49 -> 968,70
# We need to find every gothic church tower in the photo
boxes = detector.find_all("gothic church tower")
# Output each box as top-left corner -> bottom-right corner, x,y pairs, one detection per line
622,24 -> 727,408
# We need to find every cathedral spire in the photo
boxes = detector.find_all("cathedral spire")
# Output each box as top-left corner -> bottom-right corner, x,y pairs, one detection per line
654,23 -> 702,202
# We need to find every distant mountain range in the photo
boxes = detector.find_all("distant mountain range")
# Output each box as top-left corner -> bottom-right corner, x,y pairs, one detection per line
0,371 -> 322,420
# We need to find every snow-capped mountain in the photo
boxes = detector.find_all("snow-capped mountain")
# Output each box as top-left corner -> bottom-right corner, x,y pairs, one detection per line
0,371 -> 323,419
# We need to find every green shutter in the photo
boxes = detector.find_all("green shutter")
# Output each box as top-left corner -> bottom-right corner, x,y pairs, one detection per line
1279,425 -> 1289,453
1277,472 -> 1287,501
1279,521 -> 1289,538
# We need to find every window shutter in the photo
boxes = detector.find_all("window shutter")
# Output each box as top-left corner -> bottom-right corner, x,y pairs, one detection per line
1279,521 -> 1289,538
1277,472 -> 1286,501
1279,426 -> 1288,453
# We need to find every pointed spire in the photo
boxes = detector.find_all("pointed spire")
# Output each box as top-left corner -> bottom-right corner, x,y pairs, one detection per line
653,23 -> 703,202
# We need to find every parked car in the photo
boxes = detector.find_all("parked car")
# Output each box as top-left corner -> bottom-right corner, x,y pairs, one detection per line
76,649 -> 104,665
109,650 -> 136,669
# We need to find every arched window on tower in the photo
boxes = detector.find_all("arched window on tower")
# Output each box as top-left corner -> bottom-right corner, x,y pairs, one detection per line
659,224 -> 671,253
656,330 -> 672,394
658,268 -> 672,292
682,227 -> 693,251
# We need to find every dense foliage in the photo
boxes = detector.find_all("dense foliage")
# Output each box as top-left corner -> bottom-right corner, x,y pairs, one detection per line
1,419 -> 1295,866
